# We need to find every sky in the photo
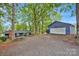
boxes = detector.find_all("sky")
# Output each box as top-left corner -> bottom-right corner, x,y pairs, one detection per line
61,14 -> 76,25
60,4 -> 76,25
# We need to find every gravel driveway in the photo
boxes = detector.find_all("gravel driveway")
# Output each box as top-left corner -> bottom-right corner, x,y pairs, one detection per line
0,34 -> 79,56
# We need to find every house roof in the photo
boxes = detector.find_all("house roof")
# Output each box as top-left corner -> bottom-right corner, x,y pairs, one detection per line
48,21 -> 75,28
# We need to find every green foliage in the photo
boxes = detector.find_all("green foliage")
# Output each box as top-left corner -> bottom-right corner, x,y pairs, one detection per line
0,11 -> 4,17
0,37 -> 7,42
15,24 -> 27,30
0,3 -> 76,35
0,25 -> 3,32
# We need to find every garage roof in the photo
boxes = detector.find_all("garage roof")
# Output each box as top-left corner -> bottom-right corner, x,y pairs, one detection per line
48,21 -> 75,28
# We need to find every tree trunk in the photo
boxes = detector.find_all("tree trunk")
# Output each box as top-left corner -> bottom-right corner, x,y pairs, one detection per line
41,20 -> 44,34
10,3 -> 16,40
38,21 -> 41,34
33,7 -> 37,34
28,22 -> 31,31
76,3 -> 79,38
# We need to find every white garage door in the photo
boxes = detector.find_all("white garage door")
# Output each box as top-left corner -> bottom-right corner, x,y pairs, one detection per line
50,27 -> 66,34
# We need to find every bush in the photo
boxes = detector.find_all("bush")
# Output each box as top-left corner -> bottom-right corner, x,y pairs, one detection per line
0,36 -> 7,42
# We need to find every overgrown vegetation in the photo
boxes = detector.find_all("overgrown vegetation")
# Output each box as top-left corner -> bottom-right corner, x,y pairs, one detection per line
0,3 -> 76,40
0,37 -> 7,42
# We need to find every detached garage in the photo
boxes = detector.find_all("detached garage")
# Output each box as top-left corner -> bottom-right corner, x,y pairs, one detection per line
48,21 -> 75,35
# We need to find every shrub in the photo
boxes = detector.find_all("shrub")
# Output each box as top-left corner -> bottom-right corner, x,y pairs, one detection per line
0,37 -> 7,42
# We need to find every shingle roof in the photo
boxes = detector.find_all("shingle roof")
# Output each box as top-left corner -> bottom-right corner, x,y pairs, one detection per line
48,21 -> 75,28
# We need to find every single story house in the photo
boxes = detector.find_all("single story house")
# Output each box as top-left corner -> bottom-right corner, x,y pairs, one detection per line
47,21 -> 75,35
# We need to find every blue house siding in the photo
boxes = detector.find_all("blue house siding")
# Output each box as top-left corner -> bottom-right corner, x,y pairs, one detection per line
48,21 -> 75,35
66,27 -> 70,35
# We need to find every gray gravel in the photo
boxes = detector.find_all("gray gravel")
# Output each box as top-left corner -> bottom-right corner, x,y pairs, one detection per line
0,34 -> 79,56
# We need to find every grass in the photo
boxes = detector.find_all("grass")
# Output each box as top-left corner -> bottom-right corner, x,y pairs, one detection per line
75,37 -> 79,45
0,40 -> 2,43
62,35 -> 78,45
0,39 -> 12,45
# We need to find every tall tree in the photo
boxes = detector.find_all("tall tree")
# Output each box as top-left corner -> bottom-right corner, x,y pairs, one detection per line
0,3 -> 76,37
76,3 -> 79,38
0,6 -> 4,36
11,3 -> 16,40
3,3 -> 16,40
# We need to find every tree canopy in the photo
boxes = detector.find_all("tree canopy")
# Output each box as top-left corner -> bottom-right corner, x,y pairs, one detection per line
0,3 -> 76,35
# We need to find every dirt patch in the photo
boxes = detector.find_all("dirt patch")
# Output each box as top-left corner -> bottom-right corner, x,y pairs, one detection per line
0,34 -> 79,56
